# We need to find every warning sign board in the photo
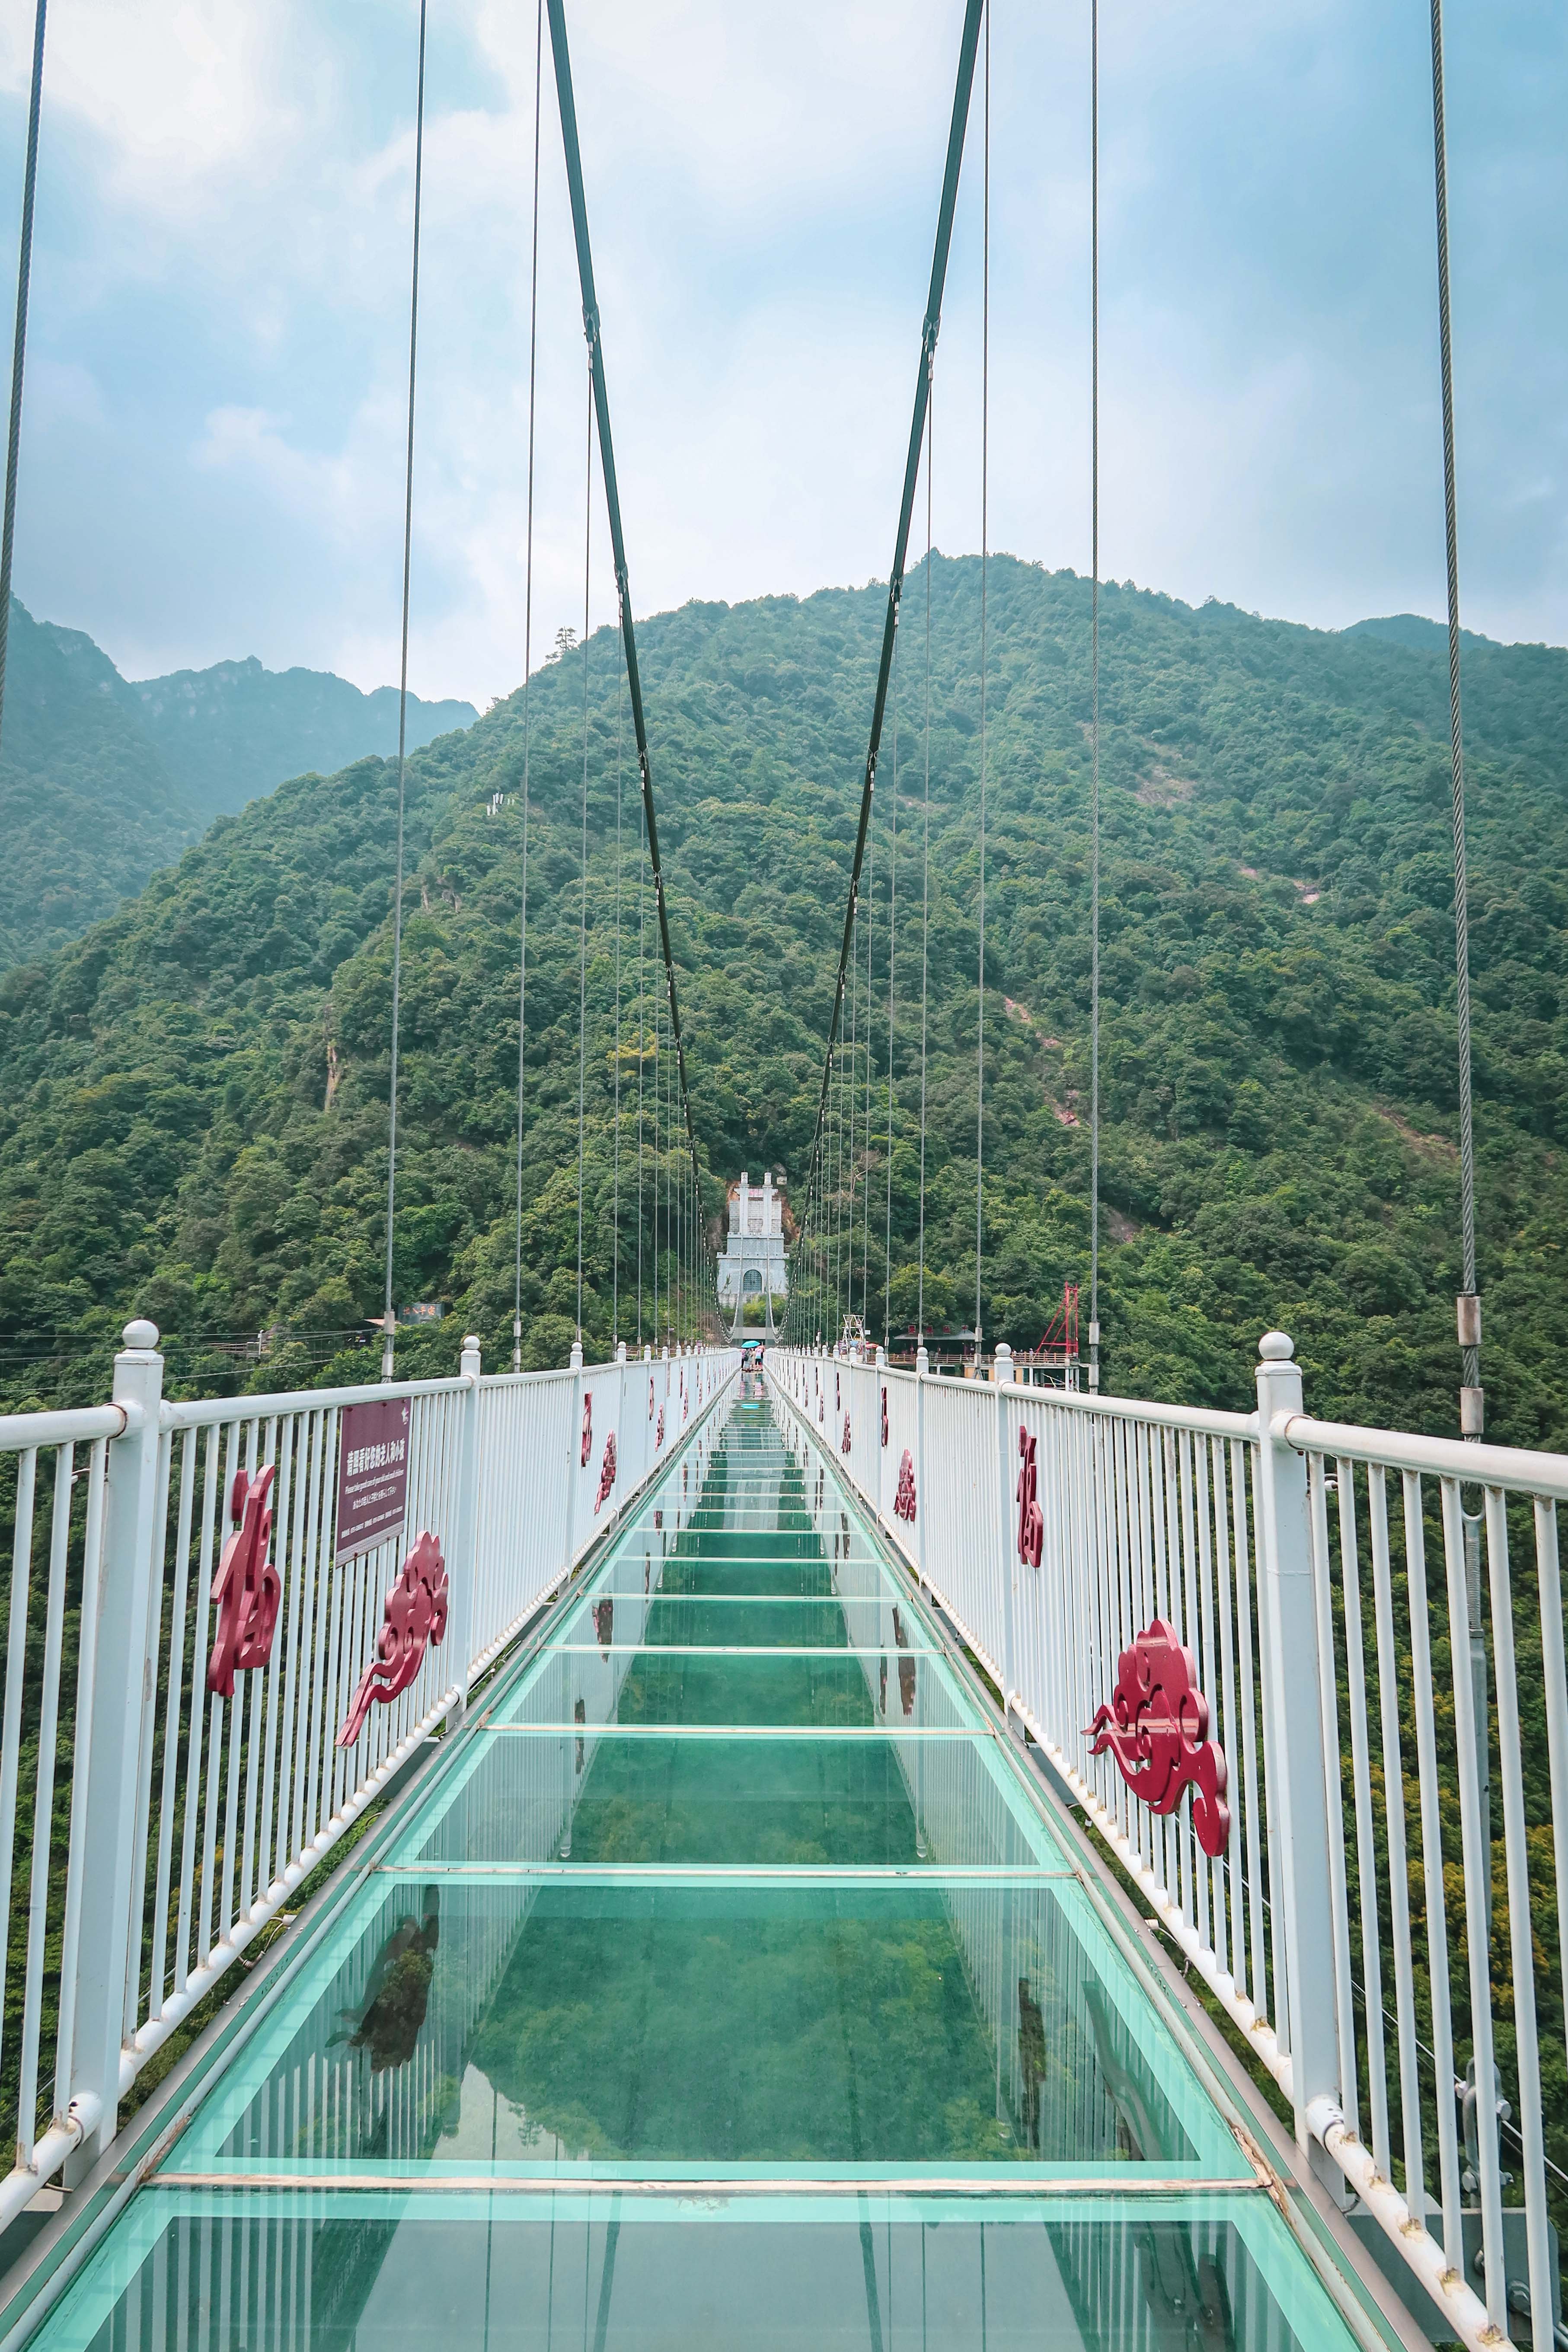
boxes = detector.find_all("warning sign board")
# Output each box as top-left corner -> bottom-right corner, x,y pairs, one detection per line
336,1396 -> 412,1561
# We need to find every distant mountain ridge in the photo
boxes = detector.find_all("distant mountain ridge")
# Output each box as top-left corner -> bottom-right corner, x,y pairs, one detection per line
1343,612 -> 1497,653
0,599 -> 476,970
131,656 -> 475,823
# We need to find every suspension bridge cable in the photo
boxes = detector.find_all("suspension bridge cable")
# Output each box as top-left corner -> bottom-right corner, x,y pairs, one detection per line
636,801 -> 645,1347
0,0 -> 48,767
574,358 -> 593,1342
512,0 -> 545,1374
791,0 -> 985,1298
1427,0 -> 1480,1435
862,763 -> 875,1324
974,0 -> 990,1354
381,0 -> 429,1385
1088,0 -> 1102,1395
884,636 -> 898,1350
917,381 -> 934,1344
547,0 -> 710,1296
612,609 -> 626,1342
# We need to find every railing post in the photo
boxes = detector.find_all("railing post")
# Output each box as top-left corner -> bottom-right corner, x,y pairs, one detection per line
1254,1329 -> 1344,2161
65,1320 -> 165,2178
567,1337 -> 585,1568
450,1335 -> 481,1717
875,1346 -> 887,1525
915,1343 -> 929,1587
993,1342 -> 1018,1721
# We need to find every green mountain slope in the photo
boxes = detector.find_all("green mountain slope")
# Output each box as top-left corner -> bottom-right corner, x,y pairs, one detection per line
0,598 -> 477,971
2,555 -> 1565,1446
132,657 -> 476,823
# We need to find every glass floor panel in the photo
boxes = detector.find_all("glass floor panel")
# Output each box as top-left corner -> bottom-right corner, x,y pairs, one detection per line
35,2188 -> 1363,2351
555,1592 -> 924,1650
20,1391 -> 1373,2350
494,1645 -> 961,1729
165,1875 -> 1232,2176
393,1730 -> 1060,1868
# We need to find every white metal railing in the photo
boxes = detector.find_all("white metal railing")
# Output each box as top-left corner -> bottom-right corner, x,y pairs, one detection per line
0,1323 -> 738,2232
767,1335 -> 1567,2352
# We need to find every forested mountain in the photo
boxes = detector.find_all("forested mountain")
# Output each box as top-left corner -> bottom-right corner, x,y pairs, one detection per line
132,657 -> 476,823
0,598 -> 476,970
2,554 -> 1566,1449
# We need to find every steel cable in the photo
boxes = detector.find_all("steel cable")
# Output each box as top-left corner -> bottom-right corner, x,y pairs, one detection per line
512,0 -> 545,1373
612,610 -> 626,1343
884,635 -> 898,1350
974,0 -> 990,1355
574,357 -> 593,1343
0,0 -> 48,768
381,0 -> 429,1383
1428,0 -> 1480,1429
917,373 -> 934,1344
1088,0 -> 1102,1393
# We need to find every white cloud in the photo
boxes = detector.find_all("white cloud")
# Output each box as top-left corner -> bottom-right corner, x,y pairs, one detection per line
0,0 -> 1561,700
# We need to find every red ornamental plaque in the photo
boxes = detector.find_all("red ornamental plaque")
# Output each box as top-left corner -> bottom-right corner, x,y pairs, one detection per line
1085,1618 -> 1231,1859
648,1377 -> 655,1420
595,1433 -> 617,1513
881,1386 -> 889,1448
581,1393 -> 593,1467
656,1407 -> 665,1447
337,1530 -> 449,1747
894,1449 -> 917,1523
207,1465 -> 280,1696
1016,1429 -> 1044,1569
336,1397 -> 411,1562
841,1414 -> 853,1455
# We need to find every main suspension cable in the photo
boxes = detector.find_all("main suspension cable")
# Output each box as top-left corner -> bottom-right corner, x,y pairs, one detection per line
548,0 -> 710,1310
1428,0 -> 1480,1436
884,633 -> 898,1350
0,0 -> 48,767
381,0 -> 429,1384
612,607 -> 626,1342
917,378 -> 934,1344
512,0 -> 545,1374
789,0 -> 985,1299
1088,0 -> 1102,1394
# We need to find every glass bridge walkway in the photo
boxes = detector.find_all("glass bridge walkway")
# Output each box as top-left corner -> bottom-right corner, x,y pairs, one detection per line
30,1392 -> 1368,2350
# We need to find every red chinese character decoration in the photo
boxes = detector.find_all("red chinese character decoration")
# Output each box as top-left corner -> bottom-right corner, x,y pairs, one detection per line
1016,1428 -> 1044,1569
656,1407 -> 665,1447
881,1385 -> 889,1448
894,1449 -> 917,1523
337,1530 -> 449,1748
648,1377 -> 655,1420
1085,1619 -> 1231,1858
841,1413 -> 853,1455
207,1465 -> 281,1697
581,1393 -> 593,1467
595,1433 -> 617,1513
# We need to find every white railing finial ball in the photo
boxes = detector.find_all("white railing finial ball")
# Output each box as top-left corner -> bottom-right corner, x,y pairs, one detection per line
121,1319 -> 160,1352
1258,1330 -> 1294,1361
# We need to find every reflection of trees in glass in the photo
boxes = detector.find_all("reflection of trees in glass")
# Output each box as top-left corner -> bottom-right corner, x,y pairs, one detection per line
333,1887 -> 441,2074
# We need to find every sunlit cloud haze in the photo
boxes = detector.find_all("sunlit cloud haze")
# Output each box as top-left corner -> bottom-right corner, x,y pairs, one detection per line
0,0 -> 1561,705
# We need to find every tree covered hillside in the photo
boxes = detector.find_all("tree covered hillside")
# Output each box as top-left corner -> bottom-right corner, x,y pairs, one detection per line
2,554 -> 1566,1445
0,597 -> 476,971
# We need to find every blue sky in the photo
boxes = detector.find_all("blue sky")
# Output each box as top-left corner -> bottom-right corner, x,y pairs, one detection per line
0,0 -> 1561,706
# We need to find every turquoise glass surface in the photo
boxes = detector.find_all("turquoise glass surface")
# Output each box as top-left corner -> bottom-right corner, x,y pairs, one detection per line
22,1393 -> 1364,2349
37,2189 -> 1362,2350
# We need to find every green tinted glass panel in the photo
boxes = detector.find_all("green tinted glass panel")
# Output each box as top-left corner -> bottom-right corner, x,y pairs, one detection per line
34,2188 -> 1364,2352
397,1730 -> 1057,1869
168,1876 -> 1227,2176
495,1646 -> 958,1729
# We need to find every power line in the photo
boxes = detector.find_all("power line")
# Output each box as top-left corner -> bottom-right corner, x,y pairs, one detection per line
1088,0 -> 1102,1395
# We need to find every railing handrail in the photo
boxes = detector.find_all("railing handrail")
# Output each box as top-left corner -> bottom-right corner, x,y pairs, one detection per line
1279,1407 -> 1568,1499
0,1402 -> 129,1452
